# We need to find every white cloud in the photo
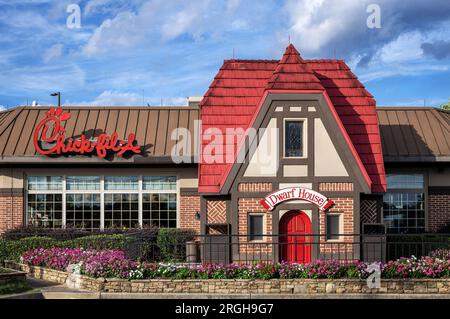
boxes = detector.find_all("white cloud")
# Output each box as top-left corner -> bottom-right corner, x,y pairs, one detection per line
64,90 -> 187,106
85,0 -> 114,16
378,32 -> 424,64
43,44 -> 63,63
81,0 -> 255,56
160,2 -> 208,41
283,0 -> 364,53
0,64 -> 85,93
359,63 -> 448,83
0,10 -> 52,29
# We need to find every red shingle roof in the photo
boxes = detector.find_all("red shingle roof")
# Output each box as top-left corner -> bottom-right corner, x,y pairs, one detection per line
199,44 -> 386,194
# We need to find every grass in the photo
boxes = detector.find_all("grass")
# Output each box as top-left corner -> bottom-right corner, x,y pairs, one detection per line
0,281 -> 31,295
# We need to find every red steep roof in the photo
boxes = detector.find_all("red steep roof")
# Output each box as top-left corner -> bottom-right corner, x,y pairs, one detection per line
199,44 -> 386,194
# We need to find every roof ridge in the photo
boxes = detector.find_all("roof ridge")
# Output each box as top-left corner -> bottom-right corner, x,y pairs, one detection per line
306,59 -> 345,62
377,106 -> 440,110
18,105 -> 198,110
266,44 -> 324,90
224,59 -> 279,63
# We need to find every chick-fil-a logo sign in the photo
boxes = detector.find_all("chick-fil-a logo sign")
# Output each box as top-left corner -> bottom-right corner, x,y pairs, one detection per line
33,107 -> 141,158
260,187 -> 334,211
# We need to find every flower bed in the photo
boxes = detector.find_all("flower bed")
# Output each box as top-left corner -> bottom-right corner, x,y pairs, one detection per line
20,248 -> 450,280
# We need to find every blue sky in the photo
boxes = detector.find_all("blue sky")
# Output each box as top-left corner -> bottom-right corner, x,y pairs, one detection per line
0,0 -> 449,108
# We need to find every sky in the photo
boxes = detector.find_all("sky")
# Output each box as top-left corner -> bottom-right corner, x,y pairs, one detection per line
0,0 -> 449,109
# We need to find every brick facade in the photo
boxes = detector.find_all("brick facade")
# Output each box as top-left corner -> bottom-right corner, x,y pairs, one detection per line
0,194 -> 24,234
319,183 -> 353,192
237,197 -> 272,256
238,183 -> 272,193
179,195 -> 201,233
206,200 -> 227,224
319,197 -> 354,255
428,193 -> 450,232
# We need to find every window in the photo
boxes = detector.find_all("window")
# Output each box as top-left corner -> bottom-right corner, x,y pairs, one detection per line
66,176 -> 100,190
386,174 -> 424,189
26,175 -> 178,230
142,193 -> 177,228
28,176 -> 62,191
66,194 -> 101,229
104,193 -> 139,228
383,174 -> 425,233
143,176 -> 176,190
27,176 -> 63,228
284,120 -> 305,157
104,176 -> 138,190
142,176 -> 177,228
326,214 -> 341,241
248,214 -> 264,241
27,194 -> 62,228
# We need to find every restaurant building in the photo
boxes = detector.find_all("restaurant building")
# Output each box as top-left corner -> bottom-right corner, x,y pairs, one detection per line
0,44 -> 449,263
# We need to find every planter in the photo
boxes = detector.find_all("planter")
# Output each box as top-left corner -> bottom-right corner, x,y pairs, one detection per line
8,261 -> 450,294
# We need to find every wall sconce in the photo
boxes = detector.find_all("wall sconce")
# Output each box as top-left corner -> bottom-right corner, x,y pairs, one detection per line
195,211 -> 201,221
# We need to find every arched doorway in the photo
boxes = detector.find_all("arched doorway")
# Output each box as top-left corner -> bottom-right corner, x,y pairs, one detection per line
279,210 -> 311,263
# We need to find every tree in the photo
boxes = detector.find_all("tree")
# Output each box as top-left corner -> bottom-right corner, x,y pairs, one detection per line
442,99 -> 450,110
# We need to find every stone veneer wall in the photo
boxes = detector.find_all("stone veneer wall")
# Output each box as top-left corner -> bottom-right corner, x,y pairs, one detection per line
179,195 -> 201,233
7,262 -> 450,294
0,193 -> 24,234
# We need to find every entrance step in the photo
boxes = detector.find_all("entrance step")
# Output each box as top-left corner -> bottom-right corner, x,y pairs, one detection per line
41,285 -> 100,299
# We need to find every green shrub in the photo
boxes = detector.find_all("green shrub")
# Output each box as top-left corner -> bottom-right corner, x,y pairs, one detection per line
157,229 -> 196,262
1,236 -> 58,262
0,281 -> 31,295
67,234 -> 126,250
0,234 -> 126,262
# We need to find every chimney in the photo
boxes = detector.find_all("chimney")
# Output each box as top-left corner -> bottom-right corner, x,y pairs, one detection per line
188,96 -> 202,108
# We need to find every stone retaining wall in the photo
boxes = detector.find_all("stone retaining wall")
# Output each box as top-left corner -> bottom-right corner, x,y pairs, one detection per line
6,261 -> 450,294
0,267 -> 26,285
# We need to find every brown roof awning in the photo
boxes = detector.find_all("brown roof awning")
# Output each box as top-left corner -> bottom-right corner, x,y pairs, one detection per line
377,107 -> 450,162
0,106 -> 199,164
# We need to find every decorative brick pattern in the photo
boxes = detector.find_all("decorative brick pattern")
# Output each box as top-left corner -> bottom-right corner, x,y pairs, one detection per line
238,183 -> 272,193
206,200 -> 227,224
179,195 -> 201,234
428,193 -> 450,232
0,194 -> 24,234
319,197 -> 354,254
11,262 -> 450,295
238,198 -> 272,256
319,183 -> 353,192
360,199 -> 378,224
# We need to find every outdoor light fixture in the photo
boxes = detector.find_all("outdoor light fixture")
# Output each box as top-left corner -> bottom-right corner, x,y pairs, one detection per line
50,91 -> 61,106
195,211 -> 201,221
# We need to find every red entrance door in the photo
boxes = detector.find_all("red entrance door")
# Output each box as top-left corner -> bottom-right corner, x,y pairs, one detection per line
279,211 -> 311,263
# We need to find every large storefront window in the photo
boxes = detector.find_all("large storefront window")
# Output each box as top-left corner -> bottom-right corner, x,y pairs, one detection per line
383,174 -> 425,233
27,176 -> 63,228
104,193 -> 139,228
142,176 -> 177,228
27,175 -> 177,230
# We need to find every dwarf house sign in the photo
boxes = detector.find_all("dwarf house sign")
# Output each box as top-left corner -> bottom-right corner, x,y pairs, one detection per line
260,187 -> 334,211
33,107 -> 141,158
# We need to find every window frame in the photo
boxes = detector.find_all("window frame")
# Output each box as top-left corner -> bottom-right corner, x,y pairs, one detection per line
325,213 -> 343,242
382,171 -> 428,234
25,174 -> 179,230
283,118 -> 307,159
247,213 -> 266,242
